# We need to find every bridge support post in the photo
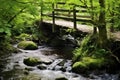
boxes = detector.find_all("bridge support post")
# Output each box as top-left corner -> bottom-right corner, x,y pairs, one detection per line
73,5 -> 77,30
52,3 -> 55,33
40,0 -> 43,22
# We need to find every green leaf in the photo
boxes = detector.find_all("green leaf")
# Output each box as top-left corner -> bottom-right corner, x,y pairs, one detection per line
0,28 -> 4,33
4,28 -> 11,36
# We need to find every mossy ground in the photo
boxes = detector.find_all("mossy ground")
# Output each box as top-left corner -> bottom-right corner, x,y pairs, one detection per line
72,35 -> 117,73
72,57 -> 106,73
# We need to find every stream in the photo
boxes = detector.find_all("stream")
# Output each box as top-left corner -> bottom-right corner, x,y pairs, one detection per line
0,45 -> 119,80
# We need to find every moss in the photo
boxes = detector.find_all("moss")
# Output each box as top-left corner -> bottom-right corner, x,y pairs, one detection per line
82,57 -> 104,68
73,61 -> 87,69
72,57 -> 105,73
55,77 -> 68,80
72,61 -> 88,73
17,41 -> 38,50
23,57 -> 40,66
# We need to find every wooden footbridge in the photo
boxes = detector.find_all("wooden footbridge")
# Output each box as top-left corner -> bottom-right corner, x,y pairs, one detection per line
39,1 -> 120,41
40,1 -> 96,33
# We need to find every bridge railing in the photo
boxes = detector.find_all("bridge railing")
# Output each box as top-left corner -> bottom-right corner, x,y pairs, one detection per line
41,2 -> 93,32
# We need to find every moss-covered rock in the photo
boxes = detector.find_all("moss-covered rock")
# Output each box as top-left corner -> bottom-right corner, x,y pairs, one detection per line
55,77 -> 68,80
23,57 -> 41,66
17,41 -> 38,50
72,57 -> 105,73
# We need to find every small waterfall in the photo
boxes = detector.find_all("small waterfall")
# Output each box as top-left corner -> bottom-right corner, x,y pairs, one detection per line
47,59 -> 63,70
63,60 -> 72,72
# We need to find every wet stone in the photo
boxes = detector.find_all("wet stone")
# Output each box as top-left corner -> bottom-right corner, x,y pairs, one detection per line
25,67 -> 35,71
42,60 -> 53,65
37,64 -> 47,70
58,60 -> 66,66
14,61 -> 19,63
54,65 -> 63,71
24,70 -> 29,75
55,77 -> 68,80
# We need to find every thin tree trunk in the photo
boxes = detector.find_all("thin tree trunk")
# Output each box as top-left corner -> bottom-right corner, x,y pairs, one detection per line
40,0 -> 43,22
90,0 -> 97,34
98,0 -> 108,48
52,3 -> 55,33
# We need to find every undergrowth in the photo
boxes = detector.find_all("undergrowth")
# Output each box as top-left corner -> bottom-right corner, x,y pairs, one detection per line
72,34 -> 115,72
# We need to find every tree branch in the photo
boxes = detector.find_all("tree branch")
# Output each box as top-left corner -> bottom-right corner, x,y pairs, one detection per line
8,7 -> 26,24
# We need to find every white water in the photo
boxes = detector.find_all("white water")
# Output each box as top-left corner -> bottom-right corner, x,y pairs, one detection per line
0,46 -> 119,80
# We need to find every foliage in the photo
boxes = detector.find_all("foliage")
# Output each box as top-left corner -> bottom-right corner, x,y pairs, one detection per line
92,48 -> 109,58
106,0 -> 120,30
73,35 -> 110,61
17,41 -> 38,50
72,33 -> 119,73
73,35 -> 92,61
65,28 -> 76,33
0,0 -> 41,40
16,33 -> 32,41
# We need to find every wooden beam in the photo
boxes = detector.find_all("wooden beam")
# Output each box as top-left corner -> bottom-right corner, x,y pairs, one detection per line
54,9 -> 79,12
73,5 -> 77,29
43,13 -> 91,18
52,3 -> 55,33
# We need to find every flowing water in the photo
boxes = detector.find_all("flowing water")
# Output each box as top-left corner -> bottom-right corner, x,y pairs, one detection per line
0,45 -> 119,80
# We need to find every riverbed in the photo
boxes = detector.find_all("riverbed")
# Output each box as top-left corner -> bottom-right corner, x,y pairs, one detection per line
0,45 -> 119,80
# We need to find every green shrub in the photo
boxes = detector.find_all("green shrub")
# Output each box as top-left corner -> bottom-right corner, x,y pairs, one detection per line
92,49 -> 109,58
16,33 -> 32,41
17,41 -> 38,50
73,35 -> 92,61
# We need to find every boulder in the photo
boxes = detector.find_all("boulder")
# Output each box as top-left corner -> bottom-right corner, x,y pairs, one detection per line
17,41 -> 38,50
50,37 -> 65,47
62,34 -> 78,47
72,57 -> 105,73
37,64 -> 47,70
23,57 -> 41,66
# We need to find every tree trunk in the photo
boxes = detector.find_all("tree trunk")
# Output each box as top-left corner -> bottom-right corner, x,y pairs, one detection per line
98,0 -> 108,48
90,0 -> 97,34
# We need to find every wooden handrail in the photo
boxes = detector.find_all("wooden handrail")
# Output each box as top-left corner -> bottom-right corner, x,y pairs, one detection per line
43,13 -> 91,18
41,1 -> 93,31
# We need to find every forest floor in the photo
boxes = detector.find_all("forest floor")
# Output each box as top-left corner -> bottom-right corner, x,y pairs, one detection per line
44,20 -> 120,41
